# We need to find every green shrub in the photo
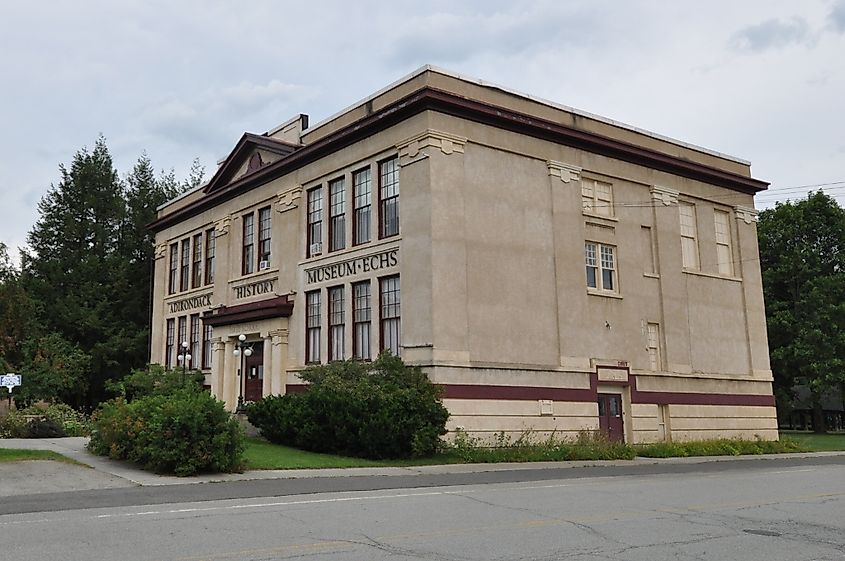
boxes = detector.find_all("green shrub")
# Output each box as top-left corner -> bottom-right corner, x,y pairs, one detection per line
0,403 -> 90,438
88,388 -> 244,476
246,353 -> 449,459
106,364 -> 205,402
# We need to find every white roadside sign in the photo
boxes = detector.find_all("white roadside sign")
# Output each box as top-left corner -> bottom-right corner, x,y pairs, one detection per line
2,373 -> 21,393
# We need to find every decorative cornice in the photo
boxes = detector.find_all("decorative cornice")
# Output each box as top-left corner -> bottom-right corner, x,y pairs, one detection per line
276,187 -> 302,213
734,205 -> 759,224
650,185 -> 680,206
214,216 -> 231,236
547,160 -> 582,183
149,86 -> 769,233
154,243 -> 167,260
397,129 -> 466,162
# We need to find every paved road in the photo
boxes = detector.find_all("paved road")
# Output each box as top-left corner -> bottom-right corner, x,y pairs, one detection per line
3,456 -> 844,561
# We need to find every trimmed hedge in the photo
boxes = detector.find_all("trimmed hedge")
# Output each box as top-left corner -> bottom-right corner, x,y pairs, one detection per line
246,354 -> 449,459
88,388 -> 244,476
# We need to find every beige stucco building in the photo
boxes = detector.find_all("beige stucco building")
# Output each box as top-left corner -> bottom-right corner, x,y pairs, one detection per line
149,66 -> 778,443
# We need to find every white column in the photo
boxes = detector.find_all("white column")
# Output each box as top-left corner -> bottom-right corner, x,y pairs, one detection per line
262,333 -> 272,397
222,338 -> 237,411
270,328 -> 289,395
209,338 -> 225,400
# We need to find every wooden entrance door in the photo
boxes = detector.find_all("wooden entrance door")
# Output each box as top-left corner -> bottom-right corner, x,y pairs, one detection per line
598,393 -> 624,442
244,342 -> 264,402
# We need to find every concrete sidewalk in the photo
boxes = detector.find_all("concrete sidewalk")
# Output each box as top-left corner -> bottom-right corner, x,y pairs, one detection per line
2,437 -> 845,497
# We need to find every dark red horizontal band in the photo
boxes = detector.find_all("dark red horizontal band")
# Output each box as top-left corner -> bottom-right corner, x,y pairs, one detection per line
283,379 -> 774,408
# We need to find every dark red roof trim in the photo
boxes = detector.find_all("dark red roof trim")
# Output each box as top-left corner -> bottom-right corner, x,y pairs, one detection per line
201,133 -> 300,195
150,87 -> 768,232
202,295 -> 293,327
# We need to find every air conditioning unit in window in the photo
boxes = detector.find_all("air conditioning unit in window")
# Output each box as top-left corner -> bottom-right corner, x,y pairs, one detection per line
259,260 -> 270,270
309,242 -> 322,256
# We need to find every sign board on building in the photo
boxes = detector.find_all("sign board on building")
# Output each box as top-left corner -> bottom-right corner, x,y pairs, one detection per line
2,373 -> 21,393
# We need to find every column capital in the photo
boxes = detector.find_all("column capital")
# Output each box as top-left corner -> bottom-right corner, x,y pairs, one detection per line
214,216 -> 231,236
547,160 -> 582,183
276,186 -> 302,213
650,185 -> 679,206
734,205 -> 759,224
397,129 -> 467,162
154,243 -> 167,260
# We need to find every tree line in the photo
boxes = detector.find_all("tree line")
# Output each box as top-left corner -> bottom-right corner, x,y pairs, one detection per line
0,137 -> 203,409
0,138 -> 843,431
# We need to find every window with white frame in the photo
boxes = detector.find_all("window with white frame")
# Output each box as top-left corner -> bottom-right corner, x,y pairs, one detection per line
714,209 -> 733,276
165,318 -> 175,368
380,276 -> 401,355
581,178 -> 614,217
379,157 -> 400,238
679,202 -> 699,269
353,168 -> 371,246
180,239 -> 190,291
189,314 -> 200,369
191,233 -> 203,288
328,286 -> 345,361
585,242 -> 617,292
202,323 -> 213,369
204,229 -> 215,285
329,178 -> 346,252
307,188 -> 323,257
168,243 -> 178,295
647,322 -> 660,370
305,290 -> 321,363
352,281 -> 371,360
258,206 -> 271,267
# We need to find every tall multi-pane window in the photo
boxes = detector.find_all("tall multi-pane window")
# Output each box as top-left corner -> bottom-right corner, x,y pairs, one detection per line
305,291 -> 321,363
191,233 -> 203,288
180,239 -> 190,291
714,209 -> 733,276
582,179 -> 614,217
177,316 -> 187,352
307,188 -> 323,257
202,323 -> 213,369
352,281 -> 372,360
585,242 -> 617,292
205,229 -> 215,285
353,168 -> 371,245
679,202 -> 699,270
165,318 -> 175,368
380,276 -> 401,355
647,322 -> 661,371
242,213 -> 255,275
329,178 -> 346,252
379,157 -> 400,238
258,206 -> 271,267
168,243 -> 178,295
328,286 -> 345,361
189,314 -> 200,369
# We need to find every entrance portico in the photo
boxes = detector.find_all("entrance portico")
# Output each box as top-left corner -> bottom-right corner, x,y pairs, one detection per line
203,296 -> 293,411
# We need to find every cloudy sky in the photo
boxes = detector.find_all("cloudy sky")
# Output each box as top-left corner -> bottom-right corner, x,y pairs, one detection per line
2,1 -> 843,261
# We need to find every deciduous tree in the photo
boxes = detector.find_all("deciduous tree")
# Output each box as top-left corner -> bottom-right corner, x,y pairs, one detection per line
758,192 -> 845,432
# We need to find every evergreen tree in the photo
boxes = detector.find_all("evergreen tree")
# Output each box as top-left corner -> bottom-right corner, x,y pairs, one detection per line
0,242 -> 38,373
116,154 -> 181,373
758,191 -> 845,432
22,136 -> 126,406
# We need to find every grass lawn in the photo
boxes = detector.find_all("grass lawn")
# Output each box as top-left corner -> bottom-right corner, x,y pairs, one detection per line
780,431 -> 845,452
0,448 -> 82,464
242,438 -> 464,470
